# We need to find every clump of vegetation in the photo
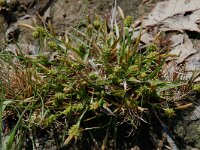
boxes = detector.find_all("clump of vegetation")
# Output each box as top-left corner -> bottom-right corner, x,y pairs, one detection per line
0,9 -> 198,149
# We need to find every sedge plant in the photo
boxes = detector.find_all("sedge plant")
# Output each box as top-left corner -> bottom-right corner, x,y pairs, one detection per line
0,8 -> 198,149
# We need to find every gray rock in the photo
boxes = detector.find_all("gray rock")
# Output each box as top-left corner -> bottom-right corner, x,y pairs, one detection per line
0,15 -> 8,44
175,120 -> 200,149
5,43 -> 38,55
189,106 -> 200,121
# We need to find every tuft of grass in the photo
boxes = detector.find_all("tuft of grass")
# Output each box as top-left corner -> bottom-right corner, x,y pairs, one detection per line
0,8 -> 198,149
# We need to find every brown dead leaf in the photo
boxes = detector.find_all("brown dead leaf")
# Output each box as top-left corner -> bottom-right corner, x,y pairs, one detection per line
133,30 -> 154,44
139,0 -> 200,82
168,34 -> 197,64
170,34 -> 184,47
185,53 -> 200,71
143,0 -> 200,32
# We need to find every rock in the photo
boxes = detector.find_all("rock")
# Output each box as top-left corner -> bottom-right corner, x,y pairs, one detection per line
15,15 -> 38,44
5,43 -> 38,55
49,0 -> 113,35
5,14 -> 42,46
6,0 -> 30,6
34,0 -> 53,15
5,24 -> 20,43
175,119 -> 200,149
0,15 -> 8,44
189,106 -> 200,121
49,0 -> 85,35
